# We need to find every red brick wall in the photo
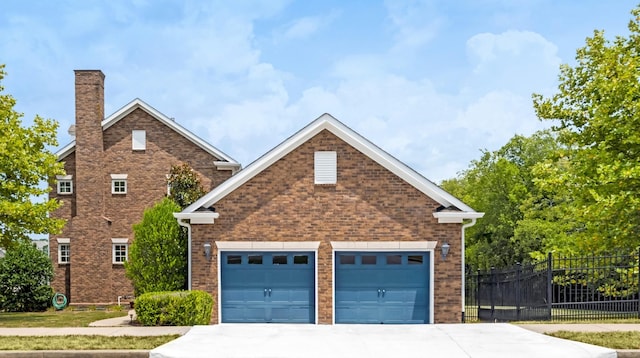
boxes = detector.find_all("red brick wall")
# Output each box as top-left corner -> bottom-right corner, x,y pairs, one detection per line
50,72 -> 233,304
190,130 -> 463,323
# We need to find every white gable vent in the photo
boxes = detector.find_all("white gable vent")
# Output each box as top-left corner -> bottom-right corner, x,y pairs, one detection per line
314,151 -> 337,184
132,130 -> 146,150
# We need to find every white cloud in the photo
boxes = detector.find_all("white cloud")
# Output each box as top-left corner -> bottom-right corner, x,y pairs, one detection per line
466,30 -> 561,94
280,12 -> 339,41
385,0 -> 443,51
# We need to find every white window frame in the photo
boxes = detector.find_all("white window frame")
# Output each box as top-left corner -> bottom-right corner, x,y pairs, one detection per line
314,151 -> 337,184
111,174 -> 128,194
56,175 -> 73,195
112,238 -> 128,264
132,130 -> 146,150
57,238 -> 70,264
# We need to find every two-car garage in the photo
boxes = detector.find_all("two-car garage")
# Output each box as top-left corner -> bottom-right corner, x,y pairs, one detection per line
218,246 -> 432,324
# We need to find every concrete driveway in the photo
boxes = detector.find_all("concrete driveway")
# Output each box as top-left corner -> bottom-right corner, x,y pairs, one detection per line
150,323 -> 615,358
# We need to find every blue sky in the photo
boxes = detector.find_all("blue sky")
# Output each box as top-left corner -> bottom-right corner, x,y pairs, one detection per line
1,1 -> 636,182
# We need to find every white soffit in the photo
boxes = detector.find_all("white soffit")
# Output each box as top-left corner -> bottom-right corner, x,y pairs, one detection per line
183,113 -> 479,215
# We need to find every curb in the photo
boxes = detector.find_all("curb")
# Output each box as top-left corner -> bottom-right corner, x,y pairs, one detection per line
617,350 -> 640,358
0,350 -> 149,357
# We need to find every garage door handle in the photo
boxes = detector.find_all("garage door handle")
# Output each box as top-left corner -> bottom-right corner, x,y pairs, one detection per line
377,289 -> 381,297
382,289 -> 386,297
264,288 -> 268,297
268,288 -> 272,296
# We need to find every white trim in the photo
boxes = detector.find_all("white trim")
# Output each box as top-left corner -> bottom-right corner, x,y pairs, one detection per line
112,242 -> 128,264
183,114 -> 480,216
55,98 -> 239,166
433,211 -> 485,223
216,242 -> 320,325
58,241 -> 70,264
56,238 -> 70,244
174,212 -> 219,224
330,241 -> 437,250
57,179 -> 73,195
103,99 -> 238,163
111,178 -> 127,194
110,174 -> 128,180
56,175 -> 73,180
215,241 -> 320,251
111,238 -> 129,244
331,241 -> 436,324
214,161 -> 241,174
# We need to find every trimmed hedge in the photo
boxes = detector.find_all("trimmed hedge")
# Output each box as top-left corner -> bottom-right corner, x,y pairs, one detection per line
135,290 -> 213,326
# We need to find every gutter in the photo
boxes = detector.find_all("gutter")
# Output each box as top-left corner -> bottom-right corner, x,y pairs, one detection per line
173,211 -> 219,291
176,218 -> 192,290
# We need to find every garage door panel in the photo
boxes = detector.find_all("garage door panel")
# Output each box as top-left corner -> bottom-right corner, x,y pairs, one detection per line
335,252 -> 430,324
335,306 -> 380,324
270,288 -> 314,304
221,288 -> 267,304
221,251 -> 315,323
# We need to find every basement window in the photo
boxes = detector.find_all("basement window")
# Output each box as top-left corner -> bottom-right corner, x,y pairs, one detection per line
314,151 -> 337,184
132,130 -> 146,150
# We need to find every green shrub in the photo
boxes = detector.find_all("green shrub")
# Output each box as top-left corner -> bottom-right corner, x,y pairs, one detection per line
0,240 -> 54,312
135,290 -> 213,326
125,198 -> 186,296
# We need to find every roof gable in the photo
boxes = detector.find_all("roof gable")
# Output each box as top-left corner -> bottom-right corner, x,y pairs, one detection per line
56,98 -> 239,165
183,113 -> 479,217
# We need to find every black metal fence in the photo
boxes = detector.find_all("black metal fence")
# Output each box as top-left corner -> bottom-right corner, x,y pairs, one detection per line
465,250 -> 640,322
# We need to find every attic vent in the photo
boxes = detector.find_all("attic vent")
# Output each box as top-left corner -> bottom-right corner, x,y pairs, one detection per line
314,151 -> 337,184
132,130 -> 146,150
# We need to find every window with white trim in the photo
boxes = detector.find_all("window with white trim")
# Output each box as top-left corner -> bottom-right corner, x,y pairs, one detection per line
56,175 -> 73,195
111,174 -> 128,194
314,151 -> 337,184
57,238 -> 70,264
112,238 -> 128,264
132,130 -> 146,150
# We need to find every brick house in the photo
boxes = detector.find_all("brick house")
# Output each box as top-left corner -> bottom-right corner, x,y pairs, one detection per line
49,70 -> 240,304
176,114 -> 483,324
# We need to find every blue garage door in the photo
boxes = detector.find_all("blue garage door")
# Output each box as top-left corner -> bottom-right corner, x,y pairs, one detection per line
221,252 -> 315,323
335,252 -> 430,324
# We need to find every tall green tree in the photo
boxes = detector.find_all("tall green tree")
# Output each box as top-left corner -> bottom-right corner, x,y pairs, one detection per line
0,65 -> 65,248
533,6 -> 640,254
442,131 -> 560,269
0,240 -> 54,312
125,198 -> 185,295
167,163 -> 205,209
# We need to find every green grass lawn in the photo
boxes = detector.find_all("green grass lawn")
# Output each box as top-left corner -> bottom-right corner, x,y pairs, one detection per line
549,331 -> 640,350
0,335 -> 180,350
0,310 -> 128,327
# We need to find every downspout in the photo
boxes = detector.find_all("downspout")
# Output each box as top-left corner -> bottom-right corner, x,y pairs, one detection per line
461,218 -> 477,322
177,218 -> 192,290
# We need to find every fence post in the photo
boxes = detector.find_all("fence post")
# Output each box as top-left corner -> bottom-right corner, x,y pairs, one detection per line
476,269 -> 481,319
547,252 -> 553,321
516,262 -> 521,321
490,267 -> 496,321
637,248 -> 640,320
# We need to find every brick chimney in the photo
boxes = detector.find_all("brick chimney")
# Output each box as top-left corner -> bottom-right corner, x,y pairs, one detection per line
74,70 -> 105,216
71,70 -> 109,303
